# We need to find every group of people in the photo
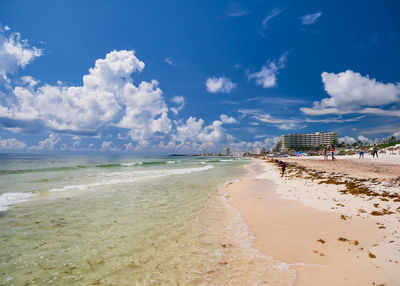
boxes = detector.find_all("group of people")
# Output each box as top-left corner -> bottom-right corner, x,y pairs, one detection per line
275,143 -> 380,178
322,145 -> 336,161
359,144 -> 379,159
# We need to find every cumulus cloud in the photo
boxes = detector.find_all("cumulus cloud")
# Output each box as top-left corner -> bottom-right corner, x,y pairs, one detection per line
339,136 -> 356,145
0,28 -> 42,80
358,135 -> 372,144
301,70 -> 400,117
163,117 -> 230,152
248,52 -> 287,88
220,114 -> 238,124
100,141 -> 119,151
206,76 -> 236,93
29,134 -> 60,150
301,12 -> 322,25
170,95 -> 185,115
0,50 -> 173,142
263,136 -> 281,148
0,136 -> 26,150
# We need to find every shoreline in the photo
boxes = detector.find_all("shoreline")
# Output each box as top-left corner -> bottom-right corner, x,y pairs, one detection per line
223,159 -> 400,285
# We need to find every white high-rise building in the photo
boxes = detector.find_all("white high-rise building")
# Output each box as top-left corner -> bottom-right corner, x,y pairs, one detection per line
280,131 -> 338,150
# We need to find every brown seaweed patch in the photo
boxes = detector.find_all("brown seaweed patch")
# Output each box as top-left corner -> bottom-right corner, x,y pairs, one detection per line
368,252 -> 376,259
338,237 -> 349,242
370,209 -> 395,216
317,239 -> 326,244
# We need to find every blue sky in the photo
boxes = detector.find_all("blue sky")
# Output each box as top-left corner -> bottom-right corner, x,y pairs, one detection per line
0,0 -> 399,153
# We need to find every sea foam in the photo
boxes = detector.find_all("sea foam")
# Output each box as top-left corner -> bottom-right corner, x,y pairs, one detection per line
0,192 -> 36,211
51,165 -> 215,193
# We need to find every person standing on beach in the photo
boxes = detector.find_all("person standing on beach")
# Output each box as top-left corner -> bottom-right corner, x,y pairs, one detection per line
323,146 -> 328,160
372,144 -> 379,158
330,145 -> 336,161
359,146 -> 365,159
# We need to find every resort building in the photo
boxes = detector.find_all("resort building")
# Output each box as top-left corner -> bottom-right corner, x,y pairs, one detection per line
279,131 -> 338,150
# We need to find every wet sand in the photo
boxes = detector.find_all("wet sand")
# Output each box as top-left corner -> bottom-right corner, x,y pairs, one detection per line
223,160 -> 400,285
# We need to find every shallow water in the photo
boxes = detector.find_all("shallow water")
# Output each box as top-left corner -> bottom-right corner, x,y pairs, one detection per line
0,154 -> 295,285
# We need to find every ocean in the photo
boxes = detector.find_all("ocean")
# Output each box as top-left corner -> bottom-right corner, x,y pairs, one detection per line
0,154 -> 295,285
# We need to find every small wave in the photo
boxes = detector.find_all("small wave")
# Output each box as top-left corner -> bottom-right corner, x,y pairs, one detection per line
96,163 -> 122,168
121,162 -> 143,166
51,165 -> 215,193
0,192 -> 36,211
99,161 -> 180,168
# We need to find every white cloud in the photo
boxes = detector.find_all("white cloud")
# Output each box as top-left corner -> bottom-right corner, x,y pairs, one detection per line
226,3 -> 250,17
170,95 -> 185,115
301,70 -> 400,116
263,136 -> 281,148
164,57 -> 178,66
358,135 -> 371,144
220,114 -> 238,124
229,141 -> 265,153
29,134 -> 60,150
72,136 -> 81,148
248,52 -> 287,88
0,29 -> 42,79
165,117 -> 231,152
339,136 -> 356,145
276,122 -> 305,130
0,136 -> 26,150
261,7 -> 286,31
206,76 -> 236,93
1,50 -> 173,142
301,12 -> 322,25
100,141 -> 119,151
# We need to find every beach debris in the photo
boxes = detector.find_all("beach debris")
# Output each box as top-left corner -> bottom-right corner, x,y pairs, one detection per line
317,239 -> 326,244
338,237 -> 349,242
368,252 -> 376,259
370,209 -> 395,216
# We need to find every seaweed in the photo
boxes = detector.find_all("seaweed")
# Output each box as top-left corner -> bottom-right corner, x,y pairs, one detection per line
368,252 -> 376,259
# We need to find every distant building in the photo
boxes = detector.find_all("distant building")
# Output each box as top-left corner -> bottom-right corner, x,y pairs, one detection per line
222,148 -> 230,156
279,131 -> 338,150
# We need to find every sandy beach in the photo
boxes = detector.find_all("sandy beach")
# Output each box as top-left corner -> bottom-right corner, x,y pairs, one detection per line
224,155 -> 400,285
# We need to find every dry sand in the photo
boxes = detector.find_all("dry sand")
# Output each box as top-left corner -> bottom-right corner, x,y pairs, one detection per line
223,157 -> 400,285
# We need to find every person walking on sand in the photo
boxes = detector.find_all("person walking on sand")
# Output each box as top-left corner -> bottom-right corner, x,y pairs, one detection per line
278,160 -> 286,177
330,145 -> 336,161
372,144 -> 379,158
323,145 -> 328,160
359,146 -> 365,159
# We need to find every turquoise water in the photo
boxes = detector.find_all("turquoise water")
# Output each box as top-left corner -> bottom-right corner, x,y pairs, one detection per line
0,154 -> 295,285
